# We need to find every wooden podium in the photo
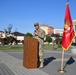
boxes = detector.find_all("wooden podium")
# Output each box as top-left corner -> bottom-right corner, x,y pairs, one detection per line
23,36 -> 38,68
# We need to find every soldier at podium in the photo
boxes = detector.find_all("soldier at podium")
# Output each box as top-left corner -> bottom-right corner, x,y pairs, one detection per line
34,22 -> 45,68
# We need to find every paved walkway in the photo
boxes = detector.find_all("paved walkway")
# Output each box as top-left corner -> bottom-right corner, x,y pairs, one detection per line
0,51 -> 49,75
0,50 -> 76,75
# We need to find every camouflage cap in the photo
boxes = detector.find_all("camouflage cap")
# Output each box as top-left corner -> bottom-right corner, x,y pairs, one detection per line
34,22 -> 39,26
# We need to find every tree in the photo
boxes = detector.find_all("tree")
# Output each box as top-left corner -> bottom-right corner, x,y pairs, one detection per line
55,34 -> 61,47
8,24 -> 12,34
4,24 -> 12,35
45,35 -> 52,43
25,32 -> 33,37
3,36 -> 16,45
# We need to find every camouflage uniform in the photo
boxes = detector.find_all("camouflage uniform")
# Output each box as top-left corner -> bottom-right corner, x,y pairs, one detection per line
34,28 -> 45,64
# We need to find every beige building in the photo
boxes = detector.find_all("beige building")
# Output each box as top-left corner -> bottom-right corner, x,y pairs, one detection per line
40,24 -> 63,36
0,31 -> 4,44
12,32 -> 25,44
40,24 -> 54,35
0,30 -> 5,38
0,31 -> 25,45
40,25 -> 48,34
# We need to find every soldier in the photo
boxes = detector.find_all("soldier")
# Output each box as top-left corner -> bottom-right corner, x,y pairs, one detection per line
34,22 -> 45,68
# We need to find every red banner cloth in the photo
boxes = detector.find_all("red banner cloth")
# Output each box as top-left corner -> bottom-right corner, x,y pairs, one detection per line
62,3 -> 75,50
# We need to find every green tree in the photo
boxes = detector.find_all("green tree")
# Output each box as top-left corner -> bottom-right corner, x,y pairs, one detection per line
25,32 -> 33,37
3,36 -> 16,45
55,34 -> 61,47
45,36 -> 52,43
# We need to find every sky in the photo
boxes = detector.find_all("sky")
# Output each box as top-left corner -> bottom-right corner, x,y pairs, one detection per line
0,0 -> 76,34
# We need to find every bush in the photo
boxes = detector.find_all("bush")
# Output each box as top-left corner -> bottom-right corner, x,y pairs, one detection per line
3,36 -> 17,45
45,36 -> 52,43
25,33 -> 33,37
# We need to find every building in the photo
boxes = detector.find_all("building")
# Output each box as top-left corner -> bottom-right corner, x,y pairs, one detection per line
0,30 -> 5,44
40,25 -> 48,34
54,28 -> 64,36
48,26 -> 54,35
73,20 -> 76,43
0,30 -> 6,38
0,30 -> 25,45
40,24 -> 54,35
12,32 -> 25,44
40,24 -> 63,36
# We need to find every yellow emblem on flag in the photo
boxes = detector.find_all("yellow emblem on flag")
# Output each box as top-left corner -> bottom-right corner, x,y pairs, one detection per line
64,24 -> 68,29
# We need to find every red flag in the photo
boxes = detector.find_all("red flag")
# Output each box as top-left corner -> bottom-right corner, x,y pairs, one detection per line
62,3 -> 75,50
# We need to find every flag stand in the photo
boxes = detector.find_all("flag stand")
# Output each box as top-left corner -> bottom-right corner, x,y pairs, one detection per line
57,50 -> 67,73
57,0 -> 75,73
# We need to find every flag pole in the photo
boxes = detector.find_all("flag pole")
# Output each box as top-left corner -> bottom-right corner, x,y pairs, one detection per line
58,0 -> 75,73
61,49 -> 64,71
57,49 -> 66,73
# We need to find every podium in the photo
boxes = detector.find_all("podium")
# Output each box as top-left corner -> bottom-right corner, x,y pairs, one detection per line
23,36 -> 38,68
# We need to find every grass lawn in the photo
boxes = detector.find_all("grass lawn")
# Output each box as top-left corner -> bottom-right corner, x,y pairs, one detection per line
0,45 -> 23,50
0,44 -> 62,50
43,44 -> 62,50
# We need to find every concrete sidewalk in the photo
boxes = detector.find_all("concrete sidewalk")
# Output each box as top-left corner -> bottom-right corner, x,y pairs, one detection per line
41,50 -> 76,75
0,50 -> 76,75
0,51 -> 49,75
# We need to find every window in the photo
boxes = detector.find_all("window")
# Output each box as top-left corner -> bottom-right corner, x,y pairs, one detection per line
75,37 -> 76,43
75,25 -> 76,31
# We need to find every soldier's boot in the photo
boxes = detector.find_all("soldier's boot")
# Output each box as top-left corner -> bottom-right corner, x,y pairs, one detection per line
39,62 -> 44,68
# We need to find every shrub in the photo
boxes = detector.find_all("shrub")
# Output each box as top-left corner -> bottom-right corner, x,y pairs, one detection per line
45,36 -> 52,43
25,33 -> 33,37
